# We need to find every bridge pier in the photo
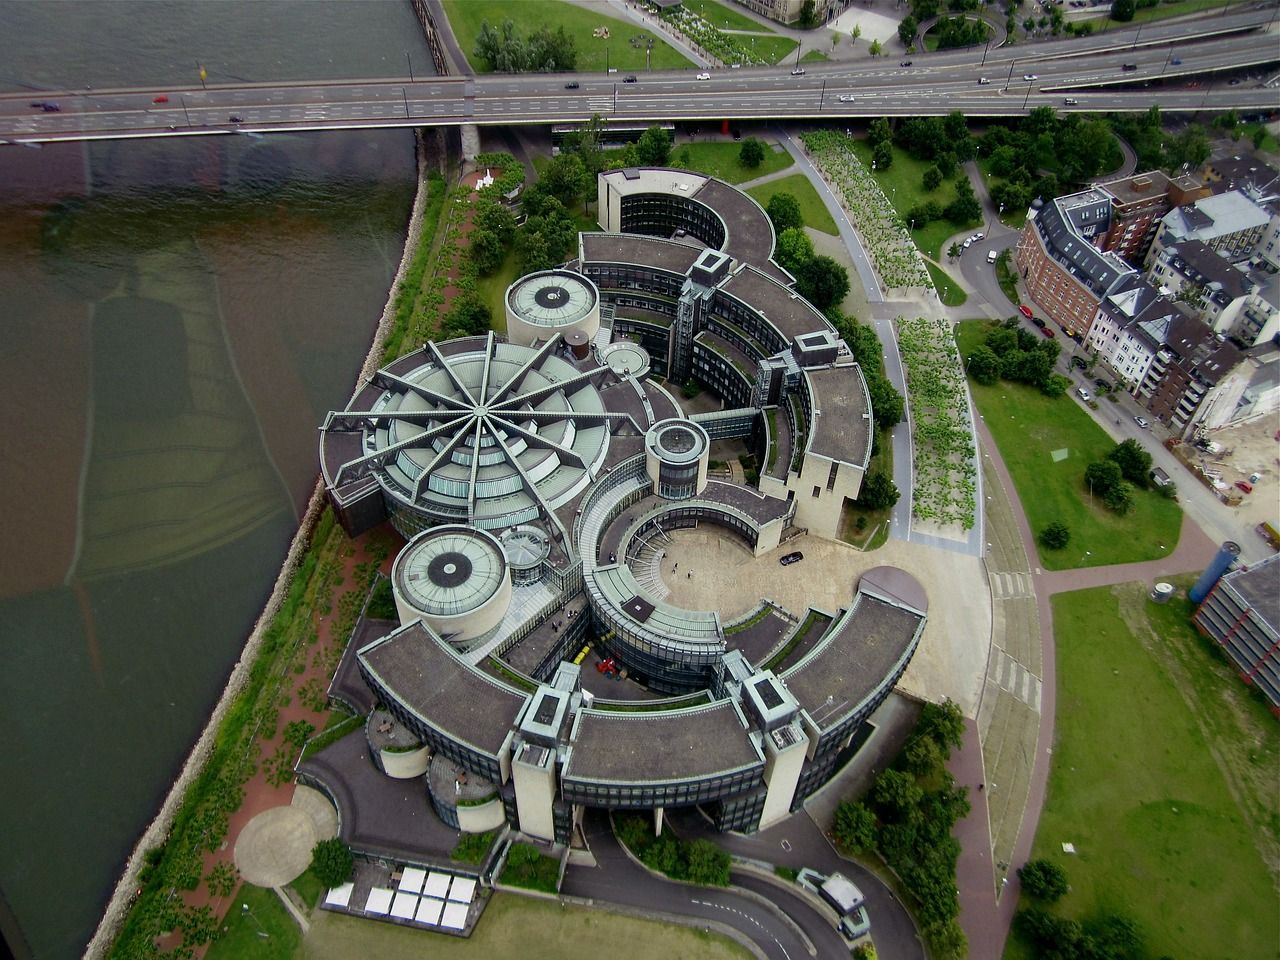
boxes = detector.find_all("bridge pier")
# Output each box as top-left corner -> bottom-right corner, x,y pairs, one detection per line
460,123 -> 481,163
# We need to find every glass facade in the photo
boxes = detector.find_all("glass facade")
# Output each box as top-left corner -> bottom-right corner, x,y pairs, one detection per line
562,764 -> 763,809
619,195 -> 727,250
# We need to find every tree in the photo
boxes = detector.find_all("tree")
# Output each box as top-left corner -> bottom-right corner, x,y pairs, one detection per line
468,227 -> 506,275
869,38 -> 883,56
739,137 -> 765,168
899,14 -> 919,46
775,227 -> 814,273
833,800 -> 878,853
945,178 -> 981,225
1040,372 -> 1070,397
1085,458 -> 1124,497
947,241 -> 962,261
539,151 -> 590,208
965,344 -> 1001,385
1018,859 -> 1069,901
766,192 -> 804,233
904,734 -> 946,777
635,125 -> 671,166
1111,0 -> 1136,20
799,0 -> 818,27
857,472 -> 900,511
917,699 -> 965,753
851,24 -> 863,42
473,198 -> 516,245
1107,438 -> 1152,487
283,719 -> 315,750
872,141 -> 893,171
872,768 -> 924,820
922,166 -> 943,191
310,838 -> 353,887
444,293 -> 492,337
1103,479 -> 1134,514
794,255 -> 850,309
866,375 -> 904,430
1038,521 -> 1070,550
867,116 -> 893,148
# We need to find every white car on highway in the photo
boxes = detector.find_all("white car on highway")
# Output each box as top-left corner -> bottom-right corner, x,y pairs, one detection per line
838,94 -> 855,102
696,72 -> 711,81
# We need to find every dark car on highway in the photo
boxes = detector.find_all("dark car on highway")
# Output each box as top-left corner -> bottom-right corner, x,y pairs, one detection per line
623,75 -> 637,83
564,81 -> 579,89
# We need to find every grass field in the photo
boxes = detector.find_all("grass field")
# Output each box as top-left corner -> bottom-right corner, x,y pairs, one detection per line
682,0 -> 776,33
443,0 -> 693,74
801,48 -> 830,62
301,892 -> 752,959
955,320 -> 1182,569
848,140 -> 976,260
206,884 -> 298,960
926,260 -> 966,306
747,172 -> 839,236
672,139 -> 794,184
1005,582 -> 1279,960
737,34 -> 798,64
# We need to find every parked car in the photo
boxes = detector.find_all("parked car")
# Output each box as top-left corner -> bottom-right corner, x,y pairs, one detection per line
1235,480 -> 1254,494
1031,317 -> 1047,329
1041,326 -> 1055,338
1134,415 -> 1150,429
1071,356 -> 1087,369
780,551 -> 804,566
971,232 -> 985,242
564,81 -> 580,89
1076,387 -> 1092,402
623,75 -> 637,83
696,72 -> 711,80
1019,304 -> 1034,318
1094,378 -> 1112,390
963,238 -> 973,249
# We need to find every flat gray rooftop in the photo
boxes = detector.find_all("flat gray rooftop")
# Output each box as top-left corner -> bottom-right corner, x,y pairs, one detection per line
564,701 -> 761,784
359,621 -> 529,756
582,233 -> 703,275
782,594 -> 923,731
692,179 -> 790,284
717,267 -> 832,345
1226,555 -> 1280,632
805,365 -> 872,467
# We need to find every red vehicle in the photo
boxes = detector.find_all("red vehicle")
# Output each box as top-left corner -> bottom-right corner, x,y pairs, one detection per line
1040,326 -> 1055,338
1235,480 -> 1253,494
1018,305 -> 1034,319
152,95 -> 169,103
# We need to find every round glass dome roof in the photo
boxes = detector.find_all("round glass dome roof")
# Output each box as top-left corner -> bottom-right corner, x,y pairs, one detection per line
395,526 -> 508,617
507,270 -> 598,328
645,418 -> 709,466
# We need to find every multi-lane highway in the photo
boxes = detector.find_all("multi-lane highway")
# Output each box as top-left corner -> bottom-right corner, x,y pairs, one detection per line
1,7 -> 1276,144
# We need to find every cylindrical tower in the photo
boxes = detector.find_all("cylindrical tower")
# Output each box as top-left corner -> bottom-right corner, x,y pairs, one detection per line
505,269 -> 601,347
391,525 -> 512,645
644,419 -> 710,500
1189,541 -> 1241,604
499,525 -> 551,585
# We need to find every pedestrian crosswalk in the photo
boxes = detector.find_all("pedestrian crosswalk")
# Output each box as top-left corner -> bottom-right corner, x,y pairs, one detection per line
988,647 -> 1042,712
989,570 -> 1033,600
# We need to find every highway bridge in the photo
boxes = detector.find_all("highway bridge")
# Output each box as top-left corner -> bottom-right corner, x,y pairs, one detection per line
2,6 -> 1276,145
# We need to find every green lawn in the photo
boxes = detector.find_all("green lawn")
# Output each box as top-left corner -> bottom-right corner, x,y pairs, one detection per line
206,884 -> 299,960
747,173 -> 838,236
926,261 -> 966,306
955,320 -> 1182,570
849,140 -> 977,260
289,868 -> 325,910
682,0 -> 776,33
1005,583 -> 1279,960
1083,0 -> 1245,27
478,250 -> 522,336
671,140 -> 794,184
443,0 -> 693,74
800,48 -> 830,62
738,34 -> 799,65
303,892 -> 752,960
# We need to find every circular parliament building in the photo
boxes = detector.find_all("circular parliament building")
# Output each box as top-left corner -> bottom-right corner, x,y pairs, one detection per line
309,167 -> 927,851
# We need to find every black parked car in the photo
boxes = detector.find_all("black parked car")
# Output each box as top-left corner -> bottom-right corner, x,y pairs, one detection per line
780,551 -> 804,566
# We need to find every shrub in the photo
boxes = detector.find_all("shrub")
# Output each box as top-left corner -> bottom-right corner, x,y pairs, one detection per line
857,472 -> 900,511
452,830 -> 496,864
283,719 -> 315,750
1038,521 -> 1070,550
766,192 -> 803,234
739,138 -> 765,168
833,800 -> 877,853
1107,438 -> 1152,488
310,838 -> 353,888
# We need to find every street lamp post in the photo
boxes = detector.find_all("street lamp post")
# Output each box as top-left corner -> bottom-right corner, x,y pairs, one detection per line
1022,80 -> 1034,109
180,95 -> 191,127
819,77 -> 826,109
1004,58 -> 1016,92
401,86 -> 410,119
242,903 -> 269,939
406,51 -> 414,83
981,35 -> 992,66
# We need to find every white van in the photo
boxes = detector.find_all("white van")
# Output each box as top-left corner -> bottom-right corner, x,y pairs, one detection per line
986,249 -> 998,264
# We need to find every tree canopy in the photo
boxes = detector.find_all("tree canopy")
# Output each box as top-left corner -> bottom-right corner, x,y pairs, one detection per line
794,255 -> 850,309
766,192 -> 803,234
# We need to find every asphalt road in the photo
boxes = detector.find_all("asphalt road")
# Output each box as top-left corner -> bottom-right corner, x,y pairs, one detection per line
2,9 -> 1276,142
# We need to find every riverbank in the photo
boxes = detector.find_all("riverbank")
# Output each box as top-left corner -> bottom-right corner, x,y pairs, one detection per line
85,130 -> 436,960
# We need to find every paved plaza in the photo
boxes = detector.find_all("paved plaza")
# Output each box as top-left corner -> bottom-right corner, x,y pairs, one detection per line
658,525 -> 992,714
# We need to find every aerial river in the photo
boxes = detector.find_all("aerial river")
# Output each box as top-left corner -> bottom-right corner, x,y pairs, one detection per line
0,3 -> 432,956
